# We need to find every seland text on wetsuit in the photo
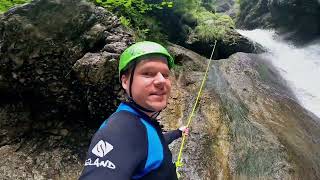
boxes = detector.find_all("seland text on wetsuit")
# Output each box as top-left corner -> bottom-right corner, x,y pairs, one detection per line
79,102 -> 182,180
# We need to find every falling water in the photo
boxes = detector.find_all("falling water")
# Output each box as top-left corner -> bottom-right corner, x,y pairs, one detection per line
237,29 -> 320,118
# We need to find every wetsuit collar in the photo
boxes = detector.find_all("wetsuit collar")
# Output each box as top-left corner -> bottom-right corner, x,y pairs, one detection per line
117,102 -> 161,128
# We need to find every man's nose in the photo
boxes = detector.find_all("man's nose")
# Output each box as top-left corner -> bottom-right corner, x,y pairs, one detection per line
154,72 -> 166,84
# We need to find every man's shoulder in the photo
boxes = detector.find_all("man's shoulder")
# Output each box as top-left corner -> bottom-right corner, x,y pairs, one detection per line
109,110 -> 140,122
99,110 -> 146,135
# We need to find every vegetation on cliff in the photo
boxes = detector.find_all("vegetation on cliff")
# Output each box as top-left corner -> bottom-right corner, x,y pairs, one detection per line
30,0 -> 250,60
88,0 -> 235,43
0,0 -> 31,13
173,0 -> 235,42
87,0 -> 174,42
1,0 -> 237,45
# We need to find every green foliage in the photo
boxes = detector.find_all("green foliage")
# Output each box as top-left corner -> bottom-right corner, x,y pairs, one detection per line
191,7 -> 235,42
173,0 -> 200,13
133,16 -> 169,43
89,0 -> 150,27
88,0 -> 235,43
119,16 -> 130,27
161,1 -> 174,8
88,0 -> 172,41
168,0 -> 236,42
0,0 -> 31,13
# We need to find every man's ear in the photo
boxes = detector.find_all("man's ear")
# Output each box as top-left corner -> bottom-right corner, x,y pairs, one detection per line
121,74 -> 129,92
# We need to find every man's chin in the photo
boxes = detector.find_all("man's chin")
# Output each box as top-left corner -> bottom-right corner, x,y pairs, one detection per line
147,102 -> 167,112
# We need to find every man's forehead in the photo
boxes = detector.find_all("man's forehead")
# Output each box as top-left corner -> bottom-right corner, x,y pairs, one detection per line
137,55 -> 169,66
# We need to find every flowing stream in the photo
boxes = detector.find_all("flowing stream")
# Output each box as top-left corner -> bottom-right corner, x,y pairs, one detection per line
237,29 -> 320,118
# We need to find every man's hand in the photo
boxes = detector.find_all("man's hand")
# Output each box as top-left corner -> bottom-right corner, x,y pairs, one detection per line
178,126 -> 190,136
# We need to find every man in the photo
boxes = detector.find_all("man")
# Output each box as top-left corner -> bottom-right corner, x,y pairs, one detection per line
80,41 -> 188,180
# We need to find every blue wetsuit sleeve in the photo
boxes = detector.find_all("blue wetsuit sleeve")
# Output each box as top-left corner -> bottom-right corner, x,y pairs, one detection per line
163,129 -> 182,145
79,112 -> 147,180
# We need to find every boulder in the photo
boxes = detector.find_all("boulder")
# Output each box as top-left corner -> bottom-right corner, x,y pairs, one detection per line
0,0 -> 133,121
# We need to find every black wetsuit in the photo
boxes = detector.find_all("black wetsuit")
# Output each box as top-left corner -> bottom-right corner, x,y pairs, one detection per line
79,102 -> 182,180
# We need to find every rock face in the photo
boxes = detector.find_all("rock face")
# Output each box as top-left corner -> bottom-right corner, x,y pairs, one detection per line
236,0 -> 320,43
0,0 -> 133,121
162,44 -> 230,179
209,53 -> 320,179
0,0 -> 133,179
186,30 -> 264,60
203,0 -> 237,18
160,47 -> 320,179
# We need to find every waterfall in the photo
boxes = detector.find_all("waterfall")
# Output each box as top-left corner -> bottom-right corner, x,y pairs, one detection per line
237,29 -> 320,118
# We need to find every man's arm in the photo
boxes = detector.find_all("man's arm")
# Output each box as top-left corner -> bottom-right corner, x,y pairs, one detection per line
163,129 -> 182,145
79,112 -> 147,180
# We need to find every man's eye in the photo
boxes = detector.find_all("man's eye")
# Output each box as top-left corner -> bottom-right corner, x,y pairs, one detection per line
162,73 -> 170,79
143,72 -> 154,76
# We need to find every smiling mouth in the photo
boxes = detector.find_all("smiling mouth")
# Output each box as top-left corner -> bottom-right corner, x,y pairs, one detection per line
150,92 -> 166,96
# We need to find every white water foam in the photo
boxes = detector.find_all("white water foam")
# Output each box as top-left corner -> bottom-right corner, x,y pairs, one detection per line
238,29 -> 320,118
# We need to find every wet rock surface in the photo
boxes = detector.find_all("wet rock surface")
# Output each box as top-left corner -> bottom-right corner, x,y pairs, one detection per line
161,48 -> 320,179
207,53 -> 320,179
236,0 -> 320,44
161,44 -> 227,179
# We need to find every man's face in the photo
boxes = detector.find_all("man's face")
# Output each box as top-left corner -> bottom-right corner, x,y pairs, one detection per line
121,58 -> 171,112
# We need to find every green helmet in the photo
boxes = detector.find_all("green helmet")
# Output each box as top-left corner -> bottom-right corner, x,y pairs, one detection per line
119,41 -> 174,77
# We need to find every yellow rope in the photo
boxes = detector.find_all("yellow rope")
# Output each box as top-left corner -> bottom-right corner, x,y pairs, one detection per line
175,40 -> 217,178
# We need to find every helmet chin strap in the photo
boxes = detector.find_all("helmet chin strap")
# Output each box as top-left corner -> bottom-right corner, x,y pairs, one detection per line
150,111 -> 161,119
128,97 -> 155,113
128,97 -> 161,119
128,62 -> 158,115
